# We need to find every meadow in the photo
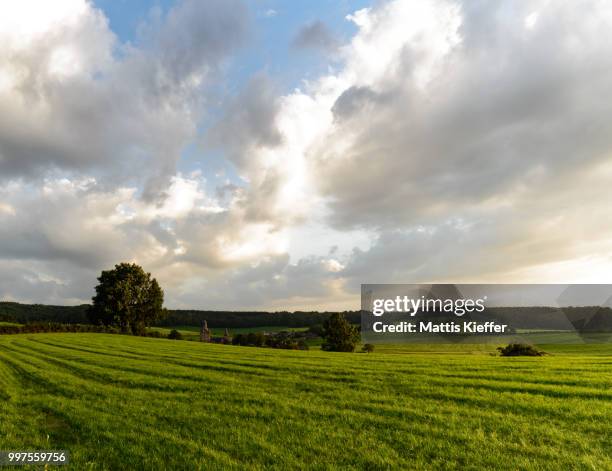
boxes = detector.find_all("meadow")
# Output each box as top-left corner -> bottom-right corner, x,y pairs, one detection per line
0,333 -> 611,470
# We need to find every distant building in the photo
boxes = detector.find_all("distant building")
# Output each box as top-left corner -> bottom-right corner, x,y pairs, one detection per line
200,320 -> 211,342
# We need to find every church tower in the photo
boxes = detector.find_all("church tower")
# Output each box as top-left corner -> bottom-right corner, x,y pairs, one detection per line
200,320 -> 211,342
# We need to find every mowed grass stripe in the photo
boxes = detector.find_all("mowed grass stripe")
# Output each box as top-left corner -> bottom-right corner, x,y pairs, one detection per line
7,339 -> 279,390
0,333 -> 610,470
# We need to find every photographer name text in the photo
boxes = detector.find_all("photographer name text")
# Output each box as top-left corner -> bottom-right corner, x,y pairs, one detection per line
372,321 -> 508,334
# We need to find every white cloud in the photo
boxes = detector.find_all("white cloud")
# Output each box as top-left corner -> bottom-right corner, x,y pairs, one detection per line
0,0 -> 88,40
524,12 -> 539,30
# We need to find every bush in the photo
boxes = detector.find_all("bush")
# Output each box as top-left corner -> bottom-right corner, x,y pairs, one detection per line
167,329 -> 183,340
362,344 -> 375,353
497,343 -> 546,356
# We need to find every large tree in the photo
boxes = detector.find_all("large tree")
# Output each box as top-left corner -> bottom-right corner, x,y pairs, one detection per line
321,312 -> 360,352
88,263 -> 165,335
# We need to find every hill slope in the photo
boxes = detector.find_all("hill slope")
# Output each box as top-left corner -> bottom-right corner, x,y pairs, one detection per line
0,334 -> 611,469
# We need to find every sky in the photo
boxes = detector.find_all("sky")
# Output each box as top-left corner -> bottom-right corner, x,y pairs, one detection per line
1,0 -> 612,311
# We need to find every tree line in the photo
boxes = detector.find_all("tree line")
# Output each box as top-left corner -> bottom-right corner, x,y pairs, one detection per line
1,302 -> 361,328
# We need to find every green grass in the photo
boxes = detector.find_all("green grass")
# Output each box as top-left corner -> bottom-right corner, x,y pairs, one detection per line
0,321 -> 21,327
0,334 -> 611,470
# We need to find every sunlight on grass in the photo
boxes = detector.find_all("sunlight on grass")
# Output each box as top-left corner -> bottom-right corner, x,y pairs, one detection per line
0,334 -> 610,469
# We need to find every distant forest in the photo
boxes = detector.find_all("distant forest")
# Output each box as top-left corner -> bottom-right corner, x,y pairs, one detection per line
0,302 -> 360,328
2,302 -> 612,331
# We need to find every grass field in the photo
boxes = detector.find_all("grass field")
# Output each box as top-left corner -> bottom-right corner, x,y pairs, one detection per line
0,334 -> 611,469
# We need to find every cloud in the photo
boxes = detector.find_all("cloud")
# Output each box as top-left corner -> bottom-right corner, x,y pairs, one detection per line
213,0 -> 612,301
292,20 -> 339,53
0,259 -> 99,305
0,172 -> 306,306
0,0 -> 249,199
0,178 -> 161,269
209,73 -> 283,168
172,253 -> 349,310
0,0 -> 310,307
152,0 -> 249,84
313,0 -> 612,231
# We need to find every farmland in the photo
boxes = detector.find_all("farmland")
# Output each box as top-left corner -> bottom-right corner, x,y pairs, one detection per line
0,334 -> 611,469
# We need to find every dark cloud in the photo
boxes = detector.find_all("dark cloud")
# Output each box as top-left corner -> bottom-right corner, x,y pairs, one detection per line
331,86 -> 388,120
292,21 -> 339,53
208,73 -> 282,167
155,0 -> 250,82
0,259 -> 98,305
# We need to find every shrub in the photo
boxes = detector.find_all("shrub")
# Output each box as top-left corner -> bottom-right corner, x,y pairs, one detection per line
167,329 -> 183,340
497,343 -> 546,356
362,344 -> 375,353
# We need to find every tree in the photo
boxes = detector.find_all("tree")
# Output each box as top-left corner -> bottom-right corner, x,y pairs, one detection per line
88,263 -> 165,336
321,312 -> 360,352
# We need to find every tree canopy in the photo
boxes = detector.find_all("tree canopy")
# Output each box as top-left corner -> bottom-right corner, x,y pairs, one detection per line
88,263 -> 165,335
321,312 -> 360,352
